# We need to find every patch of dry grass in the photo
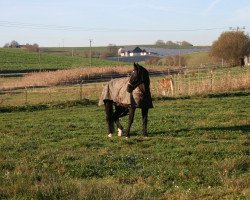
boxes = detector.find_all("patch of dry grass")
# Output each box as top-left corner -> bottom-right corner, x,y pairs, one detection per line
0,66 -> 133,90
155,69 -> 250,97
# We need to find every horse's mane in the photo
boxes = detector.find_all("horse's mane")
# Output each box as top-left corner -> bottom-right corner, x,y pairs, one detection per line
136,64 -> 150,87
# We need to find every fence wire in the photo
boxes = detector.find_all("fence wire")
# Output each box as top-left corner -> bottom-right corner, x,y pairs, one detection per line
0,66 -> 249,106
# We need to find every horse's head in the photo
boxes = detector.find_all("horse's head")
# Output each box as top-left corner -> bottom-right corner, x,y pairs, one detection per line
127,63 -> 149,93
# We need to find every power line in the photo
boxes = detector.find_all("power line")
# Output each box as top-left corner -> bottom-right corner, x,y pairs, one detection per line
0,20 -> 230,33
229,26 -> 246,31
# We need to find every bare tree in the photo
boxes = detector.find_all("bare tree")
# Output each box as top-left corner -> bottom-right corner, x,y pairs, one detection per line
24,43 -> 40,52
107,44 -> 118,56
166,41 -> 177,47
9,40 -> 20,48
211,31 -> 250,66
155,40 -> 165,46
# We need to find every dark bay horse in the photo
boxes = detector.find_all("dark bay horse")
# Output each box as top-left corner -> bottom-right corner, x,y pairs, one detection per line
99,63 -> 153,138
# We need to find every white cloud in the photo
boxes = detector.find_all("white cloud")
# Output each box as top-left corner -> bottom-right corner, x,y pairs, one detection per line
204,0 -> 222,15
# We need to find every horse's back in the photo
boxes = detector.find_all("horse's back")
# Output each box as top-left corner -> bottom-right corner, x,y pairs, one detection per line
99,77 -> 153,108
98,77 -> 131,106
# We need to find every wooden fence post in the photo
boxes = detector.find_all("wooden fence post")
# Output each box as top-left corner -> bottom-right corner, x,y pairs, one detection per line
227,71 -> 231,91
80,80 -> 83,100
210,71 -> 213,92
173,74 -> 178,96
25,87 -> 28,104
177,73 -> 180,96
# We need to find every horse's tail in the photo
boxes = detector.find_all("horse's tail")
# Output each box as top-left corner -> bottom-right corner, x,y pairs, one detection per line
104,100 -> 114,134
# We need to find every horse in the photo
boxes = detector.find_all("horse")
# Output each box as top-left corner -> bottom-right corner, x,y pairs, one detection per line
99,63 -> 153,138
159,76 -> 174,96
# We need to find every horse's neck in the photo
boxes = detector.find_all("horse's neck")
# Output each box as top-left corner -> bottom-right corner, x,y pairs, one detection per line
139,82 -> 150,94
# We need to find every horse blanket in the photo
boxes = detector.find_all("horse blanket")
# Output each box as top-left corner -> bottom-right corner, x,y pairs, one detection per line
98,77 -> 153,108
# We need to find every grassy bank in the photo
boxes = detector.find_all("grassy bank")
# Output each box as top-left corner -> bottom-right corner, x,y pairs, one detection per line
0,93 -> 249,199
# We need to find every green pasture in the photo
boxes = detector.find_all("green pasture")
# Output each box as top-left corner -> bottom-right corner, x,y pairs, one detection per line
0,48 -> 123,71
0,93 -> 249,199
43,46 -> 109,56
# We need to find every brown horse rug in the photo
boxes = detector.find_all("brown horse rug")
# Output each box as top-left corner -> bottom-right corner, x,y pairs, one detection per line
99,77 -> 153,108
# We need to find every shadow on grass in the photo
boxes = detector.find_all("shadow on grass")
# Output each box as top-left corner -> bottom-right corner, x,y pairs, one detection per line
154,91 -> 250,101
198,124 -> 250,134
0,99 -> 97,113
151,124 -> 250,136
205,91 -> 250,98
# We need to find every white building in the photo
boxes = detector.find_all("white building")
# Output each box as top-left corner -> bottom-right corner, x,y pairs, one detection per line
119,46 -> 150,57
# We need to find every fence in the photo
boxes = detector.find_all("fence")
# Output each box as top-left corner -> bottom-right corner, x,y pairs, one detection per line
154,67 -> 250,97
0,66 -> 249,107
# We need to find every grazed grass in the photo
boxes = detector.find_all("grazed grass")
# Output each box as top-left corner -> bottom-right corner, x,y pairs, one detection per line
0,93 -> 249,199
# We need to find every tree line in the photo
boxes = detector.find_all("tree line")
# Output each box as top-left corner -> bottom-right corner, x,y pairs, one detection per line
155,40 -> 193,47
3,40 -> 40,52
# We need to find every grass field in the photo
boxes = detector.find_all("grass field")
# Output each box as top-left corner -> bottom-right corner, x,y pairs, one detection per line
0,48 -> 123,71
0,93 -> 249,199
0,46 -> 212,71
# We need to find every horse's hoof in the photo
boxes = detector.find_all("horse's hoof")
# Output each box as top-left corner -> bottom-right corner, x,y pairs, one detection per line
108,133 -> 112,138
118,128 -> 123,137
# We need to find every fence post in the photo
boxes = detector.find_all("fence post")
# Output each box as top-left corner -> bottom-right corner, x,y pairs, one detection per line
188,74 -> 190,96
176,73 -> 180,97
210,70 -> 213,92
25,87 -> 28,104
227,71 -> 231,91
80,80 -> 83,100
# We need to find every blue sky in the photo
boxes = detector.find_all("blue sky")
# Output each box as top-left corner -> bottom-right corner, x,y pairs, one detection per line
0,0 -> 250,47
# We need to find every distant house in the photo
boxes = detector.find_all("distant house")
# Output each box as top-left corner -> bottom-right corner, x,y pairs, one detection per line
118,46 -> 151,57
244,55 -> 250,66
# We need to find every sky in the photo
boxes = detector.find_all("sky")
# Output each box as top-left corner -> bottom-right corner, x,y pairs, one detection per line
0,0 -> 250,47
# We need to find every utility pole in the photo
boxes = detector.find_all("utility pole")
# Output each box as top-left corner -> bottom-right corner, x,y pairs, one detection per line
118,48 -> 120,62
229,26 -> 245,32
89,39 -> 93,67
38,49 -> 41,72
176,41 -> 182,67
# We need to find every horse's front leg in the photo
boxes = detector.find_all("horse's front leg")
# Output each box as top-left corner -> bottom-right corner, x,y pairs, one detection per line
104,100 -> 114,137
142,107 -> 148,136
126,107 -> 135,138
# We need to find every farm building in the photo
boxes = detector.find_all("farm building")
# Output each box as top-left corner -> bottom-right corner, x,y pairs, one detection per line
118,46 -> 152,57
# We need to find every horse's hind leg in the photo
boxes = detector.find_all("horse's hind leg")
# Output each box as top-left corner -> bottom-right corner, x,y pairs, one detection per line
126,107 -> 135,138
113,106 -> 129,136
104,100 -> 114,137
142,107 -> 149,136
